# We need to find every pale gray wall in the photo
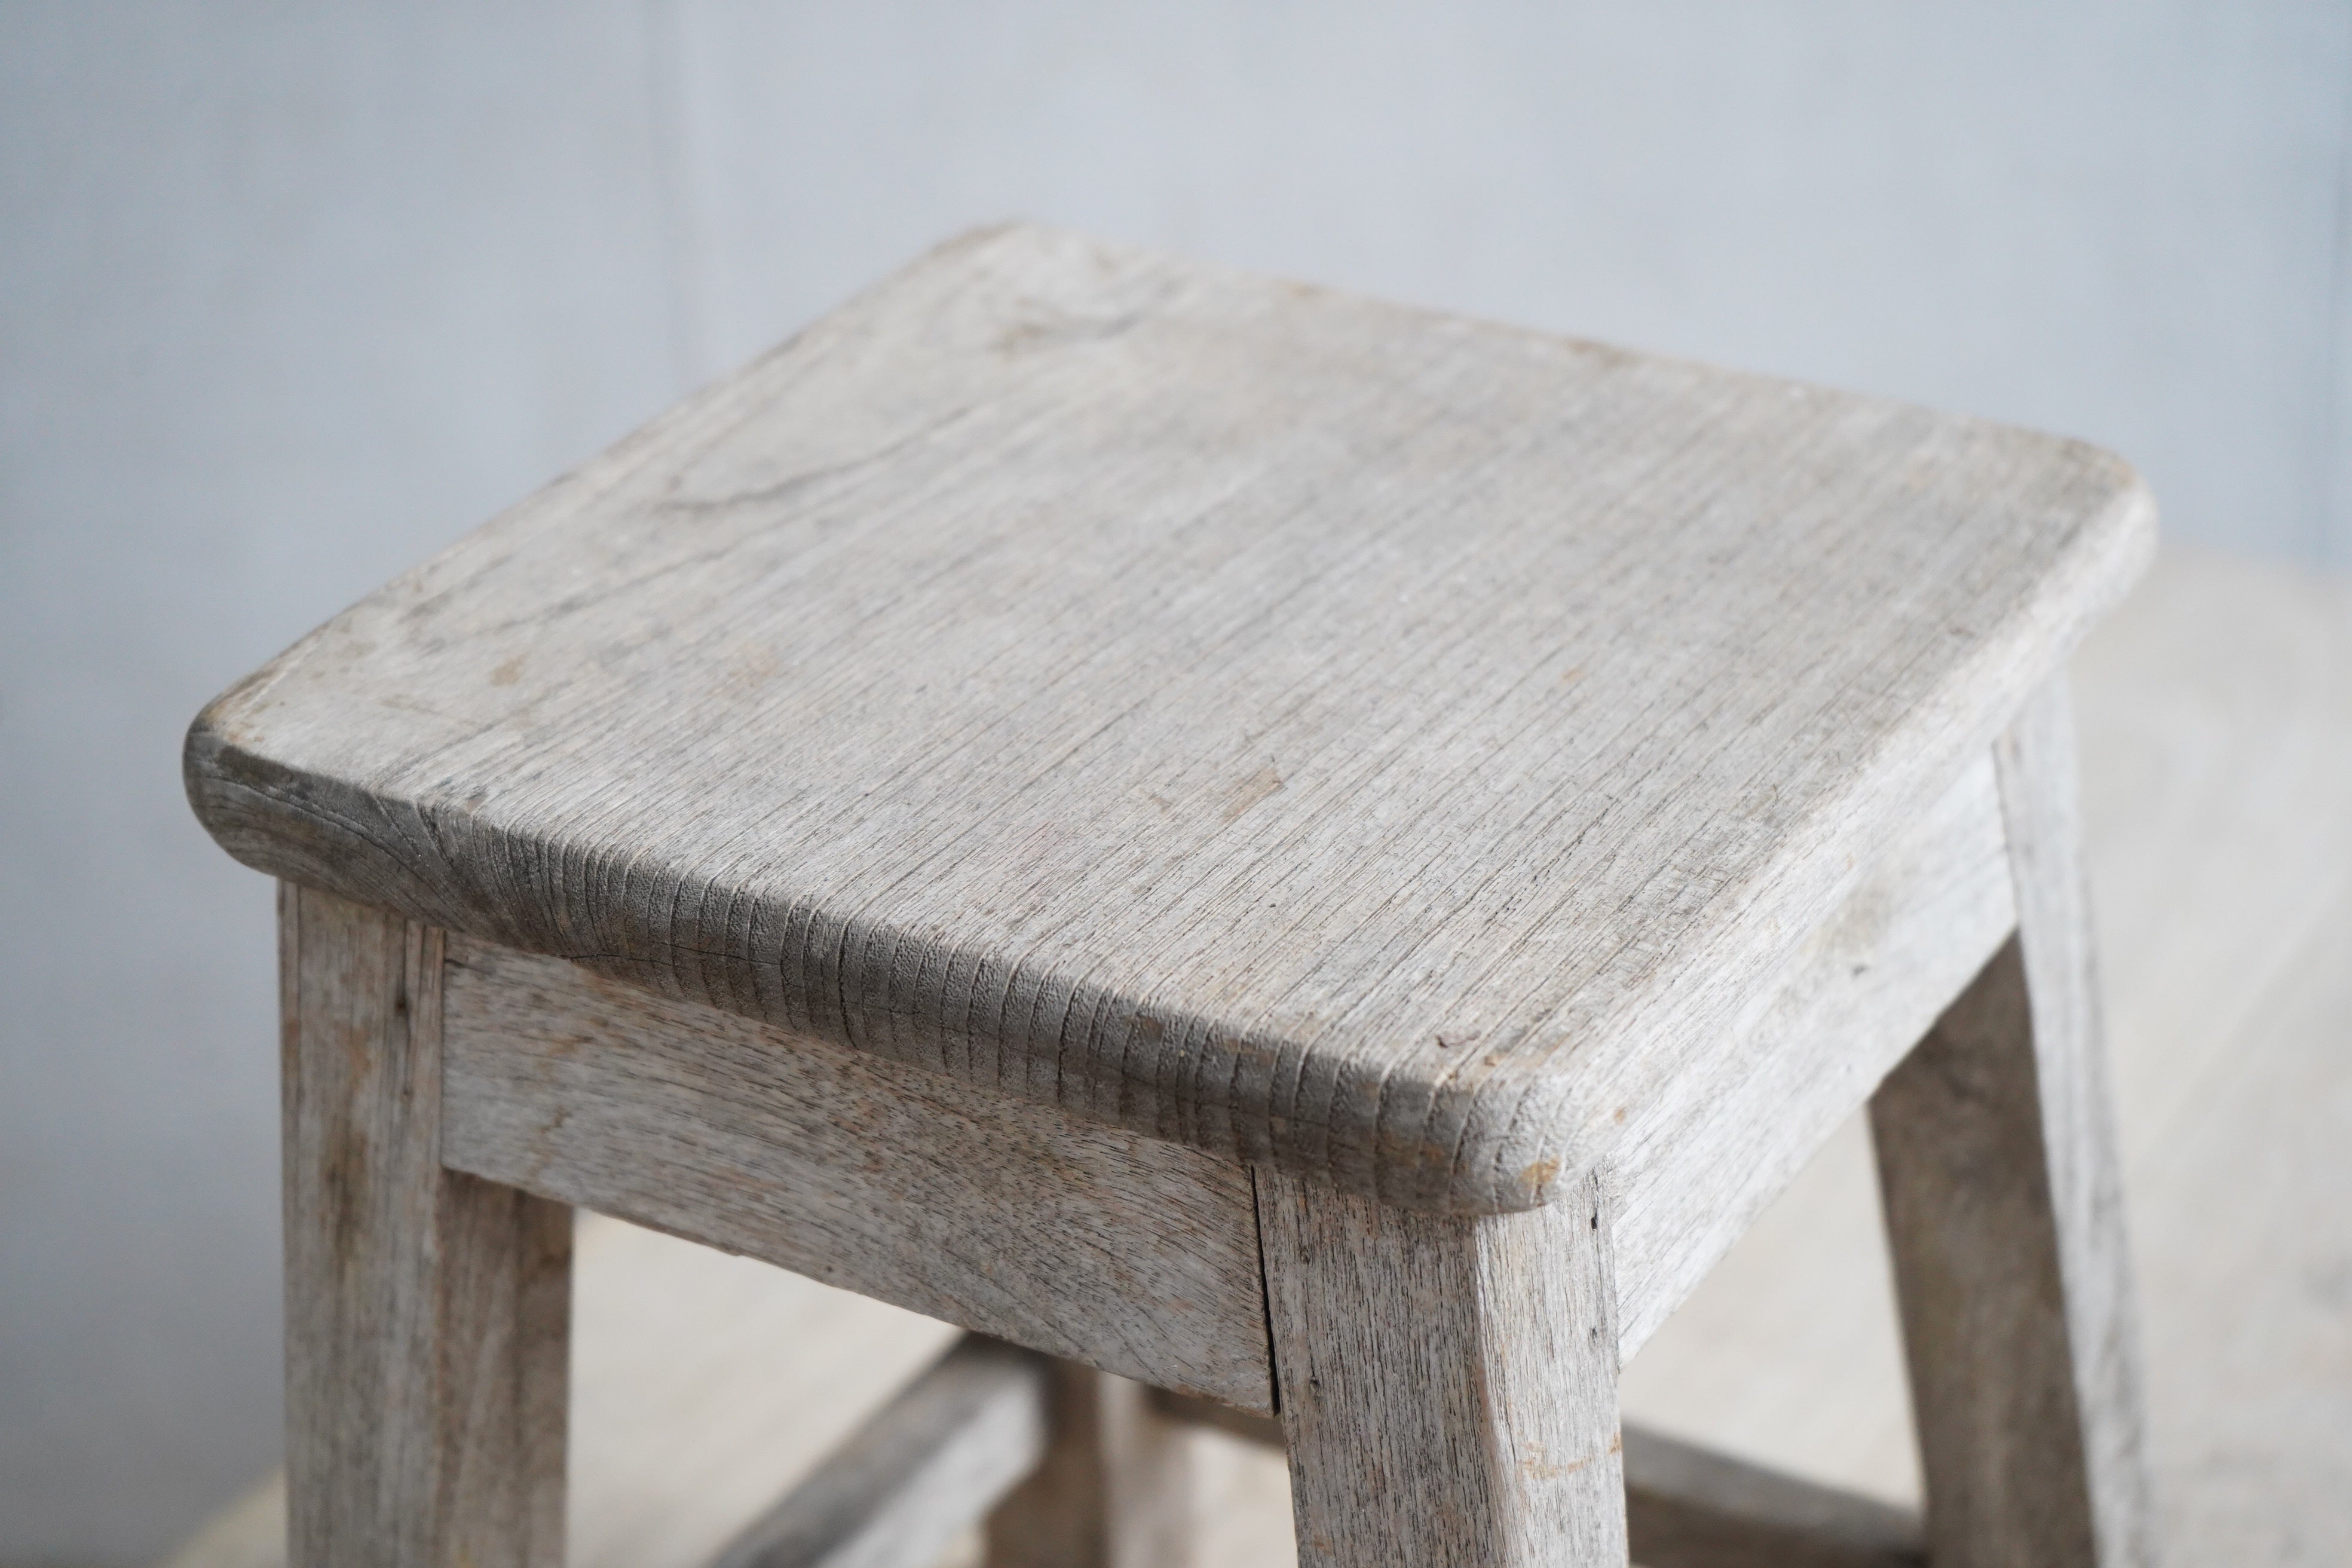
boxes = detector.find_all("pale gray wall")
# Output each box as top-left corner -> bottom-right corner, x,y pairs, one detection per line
4,4 -> 2348,1560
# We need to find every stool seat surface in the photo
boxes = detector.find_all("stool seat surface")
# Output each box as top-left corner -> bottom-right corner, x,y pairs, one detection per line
188,225 -> 2151,1212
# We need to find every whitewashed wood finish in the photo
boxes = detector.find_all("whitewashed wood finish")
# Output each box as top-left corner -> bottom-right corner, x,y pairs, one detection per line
709,1336 -> 1049,1568
1259,1166 -> 1628,1566
168,552 -> 2352,1568
279,883 -> 571,1568
185,222 -> 2155,1214
436,932 -> 1272,1409
982,1361 -> 1193,1568
1871,683 -> 2154,1566
1611,754 -> 2012,1353
1873,948 -> 2102,1565
1993,682 -> 2155,1568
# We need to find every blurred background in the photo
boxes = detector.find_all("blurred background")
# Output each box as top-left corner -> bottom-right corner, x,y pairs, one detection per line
4,4 -> 2350,1564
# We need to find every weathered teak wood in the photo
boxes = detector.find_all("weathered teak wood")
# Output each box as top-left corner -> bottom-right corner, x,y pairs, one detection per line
184,552 -> 2352,1568
192,228 -> 2163,1568
428,749 -> 2011,1397
1612,754 -> 2013,1353
982,1360 -> 1193,1568
709,1336 -> 1049,1568
437,933 -> 1272,1410
279,883 -> 571,1568
1872,682 -> 2155,1567
1257,1166 -> 1628,1567
185,222 -> 2155,1217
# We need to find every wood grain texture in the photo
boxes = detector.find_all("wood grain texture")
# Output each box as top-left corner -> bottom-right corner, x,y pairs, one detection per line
1258,1165 -> 1628,1566
1993,682 -> 2155,1568
982,1360 -> 1193,1568
1611,754 -> 2013,1353
279,883 -> 571,1568
166,551 -> 2352,1568
710,1336 -> 1049,1568
437,932 -> 1272,1409
1870,684 -> 2154,1567
185,223 -> 2155,1214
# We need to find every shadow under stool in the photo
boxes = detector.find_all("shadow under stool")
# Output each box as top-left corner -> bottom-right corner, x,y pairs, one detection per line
186,225 -> 2158,1568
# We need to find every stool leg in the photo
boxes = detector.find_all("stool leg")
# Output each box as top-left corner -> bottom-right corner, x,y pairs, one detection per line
280,883 -> 571,1568
982,1358 -> 1194,1567
1869,682 -> 2155,1568
1258,1167 -> 1628,1567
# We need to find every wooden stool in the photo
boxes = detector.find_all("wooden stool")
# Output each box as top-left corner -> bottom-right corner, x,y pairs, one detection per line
187,226 -> 2157,1568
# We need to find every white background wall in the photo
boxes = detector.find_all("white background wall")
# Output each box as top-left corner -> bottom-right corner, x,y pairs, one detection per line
4,4 -> 2349,1560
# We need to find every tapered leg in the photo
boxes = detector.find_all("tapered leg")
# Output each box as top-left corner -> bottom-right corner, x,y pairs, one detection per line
982,1358 -> 1194,1568
1258,1166 -> 1628,1568
1870,682 -> 2154,1567
281,883 -> 571,1568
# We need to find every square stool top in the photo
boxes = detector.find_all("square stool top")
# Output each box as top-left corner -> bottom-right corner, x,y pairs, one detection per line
188,225 -> 2151,1214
